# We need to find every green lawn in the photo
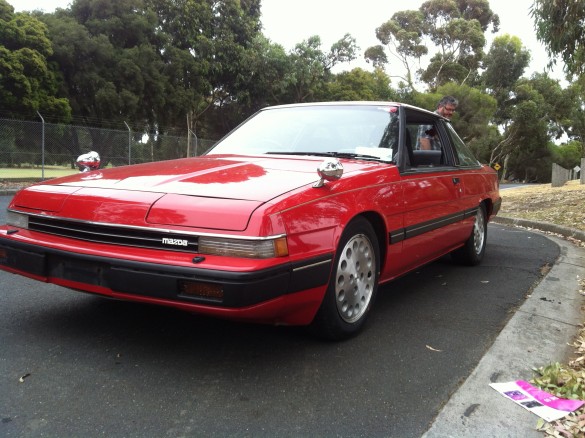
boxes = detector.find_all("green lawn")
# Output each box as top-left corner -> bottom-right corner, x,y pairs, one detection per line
1,166 -> 78,179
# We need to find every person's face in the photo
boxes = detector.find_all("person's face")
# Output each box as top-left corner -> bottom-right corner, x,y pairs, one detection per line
438,104 -> 457,119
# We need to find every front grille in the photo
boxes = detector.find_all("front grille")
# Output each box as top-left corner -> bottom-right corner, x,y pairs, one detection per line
28,216 -> 199,252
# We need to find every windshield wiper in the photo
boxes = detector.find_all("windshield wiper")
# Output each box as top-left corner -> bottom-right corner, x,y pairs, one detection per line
266,151 -> 390,161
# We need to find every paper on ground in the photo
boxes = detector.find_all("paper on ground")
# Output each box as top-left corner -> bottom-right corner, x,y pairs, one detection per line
490,380 -> 585,422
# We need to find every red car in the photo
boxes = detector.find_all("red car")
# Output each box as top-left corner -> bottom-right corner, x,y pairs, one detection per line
0,102 -> 501,339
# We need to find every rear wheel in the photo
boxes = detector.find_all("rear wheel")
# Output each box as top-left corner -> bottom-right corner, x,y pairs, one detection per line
451,203 -> 487,266
311,217 -> 380,340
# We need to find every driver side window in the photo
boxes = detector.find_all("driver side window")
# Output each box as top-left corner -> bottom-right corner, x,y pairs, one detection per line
406,123 -> 444,168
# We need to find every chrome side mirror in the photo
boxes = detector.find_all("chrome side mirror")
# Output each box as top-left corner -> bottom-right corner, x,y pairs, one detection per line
313,158 -> 343,188
76,151 -> 101,172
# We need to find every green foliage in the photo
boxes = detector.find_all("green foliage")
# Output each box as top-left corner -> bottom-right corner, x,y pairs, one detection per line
563,83 -> 585,158
532,362 -> 585,401
367,9 -> 428,89
481,34 -> 531,111
551,141 -> 583,169
531,0 -> 585,77
0,0 -> 70,120
368,0 -> 498,91
323,68 -> 395,102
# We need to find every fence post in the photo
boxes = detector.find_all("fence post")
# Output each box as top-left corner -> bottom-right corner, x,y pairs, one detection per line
551,163 -> 570,187
37,111 -> 45,180
187,123 -> 191,158
581,158 -> 585,185
124,121 -> 131,165
189,129 -> 198,156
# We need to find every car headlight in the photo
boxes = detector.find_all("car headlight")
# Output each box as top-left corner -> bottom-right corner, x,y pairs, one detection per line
198,236 -> 288,258
6,211 -> 29,229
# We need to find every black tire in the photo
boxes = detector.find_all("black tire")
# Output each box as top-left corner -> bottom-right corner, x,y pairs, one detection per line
451,203 -> 487,266
311,217 -> 380,341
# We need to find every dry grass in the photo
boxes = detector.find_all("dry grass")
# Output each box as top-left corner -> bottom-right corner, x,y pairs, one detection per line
500,180 -> 585,232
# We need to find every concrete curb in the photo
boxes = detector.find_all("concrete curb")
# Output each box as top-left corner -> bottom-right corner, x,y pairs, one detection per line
423,229 -> 585,437
493,216 -> 585,243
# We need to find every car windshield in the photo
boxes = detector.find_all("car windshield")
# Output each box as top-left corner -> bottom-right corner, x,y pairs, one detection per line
207,105 -> 400,161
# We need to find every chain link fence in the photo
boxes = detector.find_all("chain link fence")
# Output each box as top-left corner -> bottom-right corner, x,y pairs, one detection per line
0,117 -> 216,181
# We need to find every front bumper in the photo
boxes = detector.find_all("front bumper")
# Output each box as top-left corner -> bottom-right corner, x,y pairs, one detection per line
0,238 -> 333,310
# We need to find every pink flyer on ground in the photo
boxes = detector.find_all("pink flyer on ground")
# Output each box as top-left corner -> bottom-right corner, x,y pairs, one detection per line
490,381 -> 585,422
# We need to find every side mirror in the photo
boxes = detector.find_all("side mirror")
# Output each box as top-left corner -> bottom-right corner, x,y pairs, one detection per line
76,151 -> 101,172
313,158 -> 343,188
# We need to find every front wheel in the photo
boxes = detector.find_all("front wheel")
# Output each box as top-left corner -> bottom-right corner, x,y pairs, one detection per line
451,203 -> 487,266
311,217 -> 380,341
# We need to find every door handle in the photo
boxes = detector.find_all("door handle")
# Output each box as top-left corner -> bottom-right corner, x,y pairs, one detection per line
452,177 -> 460,184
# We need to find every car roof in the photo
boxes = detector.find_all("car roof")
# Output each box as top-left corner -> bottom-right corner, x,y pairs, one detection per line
260,101 -> 443,122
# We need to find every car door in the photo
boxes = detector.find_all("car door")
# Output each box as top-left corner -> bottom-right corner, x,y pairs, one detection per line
394,111 -> 467,272
442,121 -> 492,236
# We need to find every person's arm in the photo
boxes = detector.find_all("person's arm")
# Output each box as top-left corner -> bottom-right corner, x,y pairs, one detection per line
419,137 -> 431,150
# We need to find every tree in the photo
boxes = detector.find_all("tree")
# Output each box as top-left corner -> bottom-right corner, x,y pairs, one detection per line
481,34 -> 531,123
37,0 -> 171,164
0,0 -> 70,120
562,83 -> 585,159
551,141 -> 583,170
490,73 -> 575,182
147,0 -> 264,136
531,0 -> 585,77
323,68 -> 395,102
366,0 -> 499,91
481,35 -> 530,98
40,0 -> 168,128
418,0 -> 499,89
283,35 -> 358,103
365,10 -> 428,89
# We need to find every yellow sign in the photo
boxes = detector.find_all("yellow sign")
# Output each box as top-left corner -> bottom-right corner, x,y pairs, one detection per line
493,163 -> 501,171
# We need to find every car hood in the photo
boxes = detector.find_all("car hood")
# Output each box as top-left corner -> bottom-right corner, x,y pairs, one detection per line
55,155 -> 325,201
13,155 -> 383,232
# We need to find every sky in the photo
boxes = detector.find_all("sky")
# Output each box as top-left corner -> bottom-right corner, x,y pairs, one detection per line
6,0 -> 562,81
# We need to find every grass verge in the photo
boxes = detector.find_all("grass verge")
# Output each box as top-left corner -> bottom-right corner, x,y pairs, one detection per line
1,166 -> 78,179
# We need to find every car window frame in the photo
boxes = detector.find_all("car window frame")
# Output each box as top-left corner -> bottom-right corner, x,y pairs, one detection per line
397,106 -> 459,174
444,122 -> 482,169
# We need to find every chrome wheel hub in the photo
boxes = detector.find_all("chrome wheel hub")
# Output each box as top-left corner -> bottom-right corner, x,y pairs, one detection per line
335,234 -> 375,323
473,208 -> 486,255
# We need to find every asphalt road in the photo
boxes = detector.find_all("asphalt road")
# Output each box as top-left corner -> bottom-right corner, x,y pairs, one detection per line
0,195 -> 560,437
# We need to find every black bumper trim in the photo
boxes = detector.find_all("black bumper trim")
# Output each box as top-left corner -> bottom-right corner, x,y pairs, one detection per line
0,239 -> 333,308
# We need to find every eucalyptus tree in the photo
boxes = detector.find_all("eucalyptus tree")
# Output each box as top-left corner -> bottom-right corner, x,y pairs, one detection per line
418,0 -> 497,89
284,34 -> 358,103
365,9 -> 427,90
480,34 -> 531,118
531,0 -> 585,77
0,0 -> 70,120
322,67 -> 395,102
491,73 -> 575,182
366,0 -> 499,92
558,82 -> 585,160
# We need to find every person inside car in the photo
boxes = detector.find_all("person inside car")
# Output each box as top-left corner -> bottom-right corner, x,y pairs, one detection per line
418,96 -> 458,150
